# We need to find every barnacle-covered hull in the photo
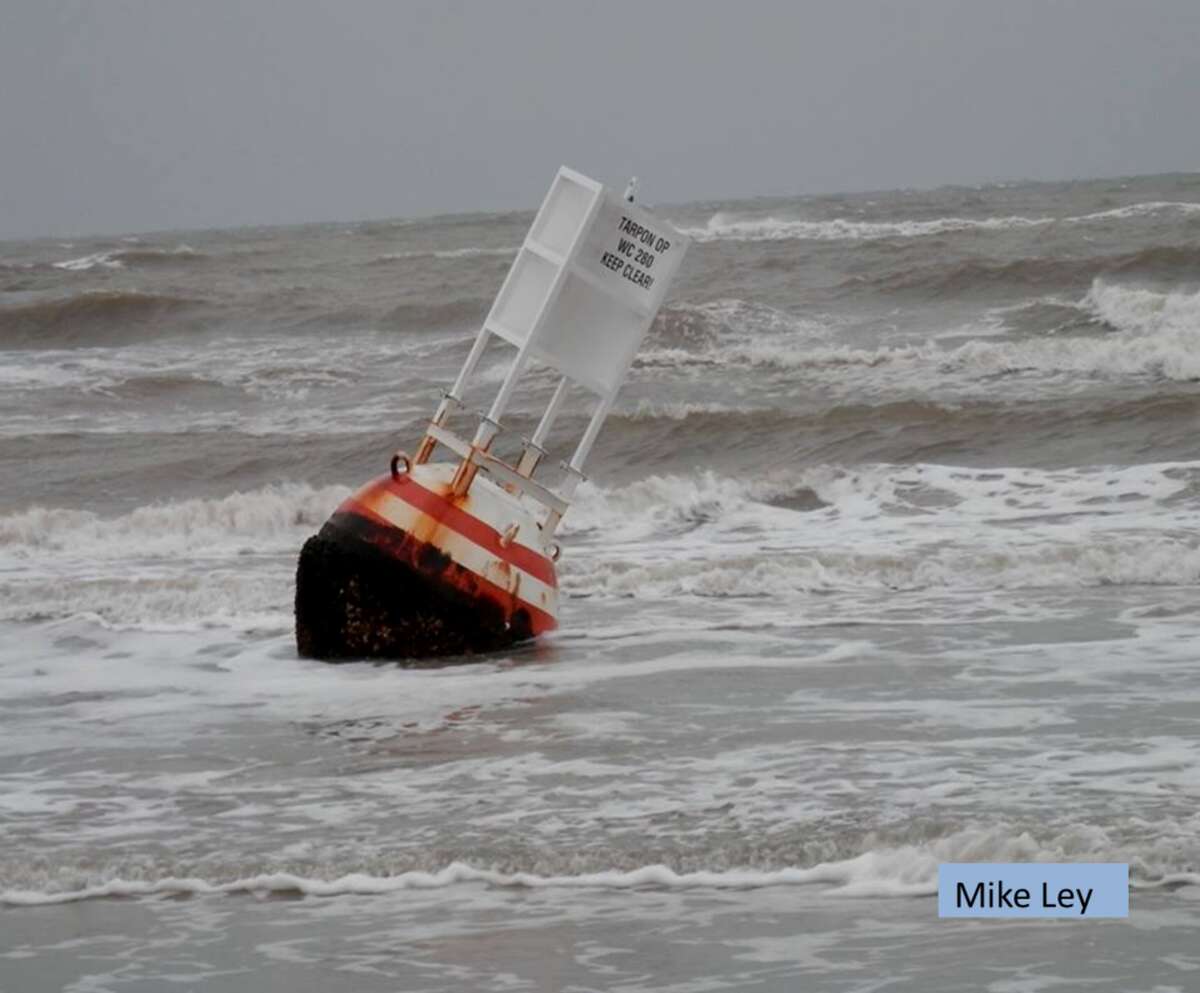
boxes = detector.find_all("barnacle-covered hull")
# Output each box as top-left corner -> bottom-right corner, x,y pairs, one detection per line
295,464 -> 558,662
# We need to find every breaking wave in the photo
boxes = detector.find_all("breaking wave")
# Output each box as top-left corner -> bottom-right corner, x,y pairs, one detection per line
0,483 -> 349,626
650,298 -> 831,346
563,538 -> 1200,598
637,281 -> 1200,382
838,246 -> 1200,297
381,297 -> 492,332
560,459 -> 1200,595
0,574 -> 296,630
0,482 -> 348,560
683,213 -> 1053,243
0,290 -> 205,347
7,457 -> 1197,626
52,245 -> 205,271
371,246 -> 517,263
3,821 -> 1195,905
681,201 -> 1200,242
567,459 -> 1199,534
1084,278 -> 1200,336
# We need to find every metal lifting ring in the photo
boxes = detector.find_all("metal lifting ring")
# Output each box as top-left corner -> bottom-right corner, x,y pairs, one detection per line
390,451 -> 412,480
548,542 -> 561,563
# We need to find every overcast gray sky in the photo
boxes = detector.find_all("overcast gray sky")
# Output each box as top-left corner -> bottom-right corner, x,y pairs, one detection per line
3,0 -> 1198,240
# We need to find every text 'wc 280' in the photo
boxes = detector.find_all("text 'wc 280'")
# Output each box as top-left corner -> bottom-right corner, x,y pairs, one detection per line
295,167 -> 690,661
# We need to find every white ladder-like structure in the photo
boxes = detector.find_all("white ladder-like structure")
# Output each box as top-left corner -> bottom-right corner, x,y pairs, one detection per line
413,166 -> 690,533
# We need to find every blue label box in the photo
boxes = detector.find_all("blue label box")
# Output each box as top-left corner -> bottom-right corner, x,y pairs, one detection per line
938,863 -> 1128,918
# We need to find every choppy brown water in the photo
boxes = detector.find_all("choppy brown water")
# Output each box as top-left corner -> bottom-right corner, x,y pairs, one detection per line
3,173 -> 1200,992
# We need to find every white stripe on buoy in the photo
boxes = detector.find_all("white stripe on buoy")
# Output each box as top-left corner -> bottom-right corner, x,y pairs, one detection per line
369,488 -> 559,617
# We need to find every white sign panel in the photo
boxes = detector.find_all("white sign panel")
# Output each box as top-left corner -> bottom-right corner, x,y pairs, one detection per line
485,167 -> 689,397
575,193 -> 686,317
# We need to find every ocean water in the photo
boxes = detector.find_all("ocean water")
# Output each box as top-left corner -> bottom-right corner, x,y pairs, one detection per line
3,173 -> 1200,991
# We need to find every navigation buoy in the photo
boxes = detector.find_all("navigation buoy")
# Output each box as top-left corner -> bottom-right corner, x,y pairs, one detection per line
295,167 -> 689,661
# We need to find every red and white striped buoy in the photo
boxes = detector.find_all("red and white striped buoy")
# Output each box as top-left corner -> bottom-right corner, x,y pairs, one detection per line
295,167 -> 688,661
335,460 -> 559,636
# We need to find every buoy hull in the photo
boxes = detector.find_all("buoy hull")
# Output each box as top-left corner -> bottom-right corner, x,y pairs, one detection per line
295,464 -> 558,662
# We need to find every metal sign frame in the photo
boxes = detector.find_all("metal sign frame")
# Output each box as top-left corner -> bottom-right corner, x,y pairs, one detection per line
413,166 -> 690,532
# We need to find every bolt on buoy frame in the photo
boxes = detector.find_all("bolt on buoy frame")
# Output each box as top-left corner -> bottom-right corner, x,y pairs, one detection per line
413,167 -> 690,535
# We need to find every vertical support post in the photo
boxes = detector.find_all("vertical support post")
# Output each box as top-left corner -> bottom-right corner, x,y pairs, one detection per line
415,329 -> 491,464
568,391 -> 617,475
516,377 -> 569,477
451,346 -> 532,494
474,349 -> 529,448
452,340 -> 536,495
542,389 -> 616,534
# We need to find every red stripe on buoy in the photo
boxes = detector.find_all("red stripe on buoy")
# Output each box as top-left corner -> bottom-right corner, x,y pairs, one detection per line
373,475 -> 558,587
333,504 -> 558,635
